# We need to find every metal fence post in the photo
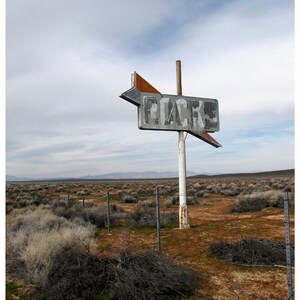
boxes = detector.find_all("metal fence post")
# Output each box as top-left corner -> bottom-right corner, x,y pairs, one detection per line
284,191 -> 293,300
106,191 -> 111,233
156,187 -> 161,252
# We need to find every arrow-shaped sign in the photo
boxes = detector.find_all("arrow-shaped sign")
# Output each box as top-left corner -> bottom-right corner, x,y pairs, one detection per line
120,72 -> 221,148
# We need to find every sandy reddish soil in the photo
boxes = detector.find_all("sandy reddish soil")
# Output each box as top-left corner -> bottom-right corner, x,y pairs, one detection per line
97,195 -> 294,300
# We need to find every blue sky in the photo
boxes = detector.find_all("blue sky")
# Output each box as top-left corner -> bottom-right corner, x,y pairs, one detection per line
5,0 -> 295,178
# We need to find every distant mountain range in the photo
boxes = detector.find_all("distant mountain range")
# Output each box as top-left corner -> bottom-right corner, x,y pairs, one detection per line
6,175 -> 34,182
6,171 -> 197,182
79,171 -> 198,180
6,169 -> 294,182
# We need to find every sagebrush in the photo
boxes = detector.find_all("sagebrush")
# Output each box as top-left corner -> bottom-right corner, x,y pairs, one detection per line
230,190 -> 294,213
209,238 -> 294,266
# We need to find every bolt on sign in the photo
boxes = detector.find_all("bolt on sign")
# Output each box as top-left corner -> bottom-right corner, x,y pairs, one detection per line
120,72 -> 221,148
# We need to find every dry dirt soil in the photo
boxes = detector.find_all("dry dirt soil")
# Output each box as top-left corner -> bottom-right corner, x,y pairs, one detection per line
97,193 -> 294,300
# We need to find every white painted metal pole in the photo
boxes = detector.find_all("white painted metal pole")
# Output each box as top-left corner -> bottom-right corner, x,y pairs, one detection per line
176,60 -> 190,229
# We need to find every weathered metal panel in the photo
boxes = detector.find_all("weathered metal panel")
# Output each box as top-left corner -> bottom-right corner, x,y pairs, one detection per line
138,93 -> 219,132
120,87 -> 141,106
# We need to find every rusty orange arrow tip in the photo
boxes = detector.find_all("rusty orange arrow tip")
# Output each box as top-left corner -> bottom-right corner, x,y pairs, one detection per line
133,72 -> 161,94
200,131 -> 222,147
189,130 -> 222,148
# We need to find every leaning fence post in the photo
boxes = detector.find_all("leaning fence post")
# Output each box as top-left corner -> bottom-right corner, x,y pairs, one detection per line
156,187 -> 161,252
106,191 -> 111,233
283,190 -> 293,300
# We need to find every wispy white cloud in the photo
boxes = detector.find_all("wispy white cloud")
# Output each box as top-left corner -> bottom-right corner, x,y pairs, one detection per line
6,0 -> 294,178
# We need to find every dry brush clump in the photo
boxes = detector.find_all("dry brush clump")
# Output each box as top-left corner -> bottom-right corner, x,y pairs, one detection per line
230,190 -> 294,213
41,249 -> 198,300
137,199 -> 156,207
44,247 -> 112,299
209,239 -> 294,266
164,195 -> 204,208
6,208 -> 96,290
7,207 -> 198,299
6,183 -> 54,212
121,194 -> 138,203
194,190 -> 209,198
126,207 -> 178,228
109,250 -> 198,300
52,202 -> 124,228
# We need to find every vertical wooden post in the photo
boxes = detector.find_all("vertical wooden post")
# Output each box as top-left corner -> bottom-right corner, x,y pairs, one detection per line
176,60 -> 190,229
176,60 -> 182,96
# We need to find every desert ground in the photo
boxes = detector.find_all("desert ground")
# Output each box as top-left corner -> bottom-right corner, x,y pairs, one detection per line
6,170 -> 294,299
